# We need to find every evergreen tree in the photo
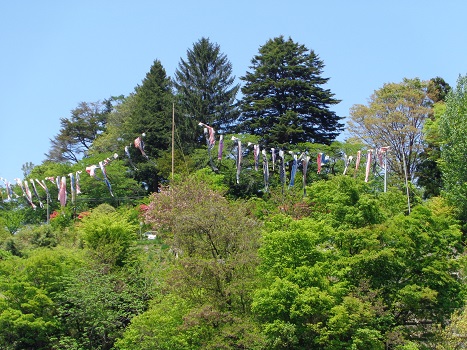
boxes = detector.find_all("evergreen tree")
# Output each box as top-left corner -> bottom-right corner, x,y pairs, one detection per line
130,60 -> 174,157
125,60 -> 174,192
237,36 -> 343,147
174,37 -> 240,145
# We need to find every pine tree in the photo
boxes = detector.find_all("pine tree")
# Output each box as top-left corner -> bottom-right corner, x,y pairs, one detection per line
174,37 -> 240,144
130,60 -> 174,156
238,36 -> 342,147
125,60 -> 174,192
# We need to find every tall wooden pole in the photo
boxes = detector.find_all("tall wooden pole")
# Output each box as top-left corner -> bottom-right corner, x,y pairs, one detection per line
384,151 -> 388,193
171,102 -> 175,181
402,151 -> 411,214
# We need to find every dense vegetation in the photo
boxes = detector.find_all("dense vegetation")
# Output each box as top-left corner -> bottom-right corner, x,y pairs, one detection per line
1,36 -> 467,349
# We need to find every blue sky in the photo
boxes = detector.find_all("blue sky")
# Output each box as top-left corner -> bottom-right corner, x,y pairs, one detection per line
1,0 -> 466,182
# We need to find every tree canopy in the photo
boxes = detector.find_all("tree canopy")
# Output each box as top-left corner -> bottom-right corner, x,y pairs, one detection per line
174,37 -> 240,139
45,100 -> 111,163
238,36 -> 343,147
347,78 -> 432,181
439,74 -> 467,221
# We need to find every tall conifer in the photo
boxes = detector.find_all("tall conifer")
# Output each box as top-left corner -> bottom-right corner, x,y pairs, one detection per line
238,36 -> 342,147
174,37 -> 240,146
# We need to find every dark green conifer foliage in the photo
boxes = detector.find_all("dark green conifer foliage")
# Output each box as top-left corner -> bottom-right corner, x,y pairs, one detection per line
174,37 -> 240,143
127,60 -> 174,192
238,36 -> 343,147
130,60 -> 174,157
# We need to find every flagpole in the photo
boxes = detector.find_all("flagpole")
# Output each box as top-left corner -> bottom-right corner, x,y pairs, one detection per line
384,151 -> 388,193
402,151 -> 411,214
171,102 -> 174,181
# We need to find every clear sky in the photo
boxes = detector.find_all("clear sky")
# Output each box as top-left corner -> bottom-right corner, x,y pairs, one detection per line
1,0 -> 466,182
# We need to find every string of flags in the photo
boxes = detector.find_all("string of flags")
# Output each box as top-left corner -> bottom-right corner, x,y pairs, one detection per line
1,125 -> 392,211
198,123 -> 391,196
0,132 -> 152,211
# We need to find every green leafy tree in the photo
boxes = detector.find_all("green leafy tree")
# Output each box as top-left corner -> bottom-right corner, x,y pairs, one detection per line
174,37 -> 240,139
238,36 -> 343,147
347,78 -> 432,181
54,265 -> 149,350
252,176 -> 463,349
416,77 -> 451,199
79,204 -> 138,266
45,100 -> 111,163
439,74 -> 467,222
89,94 -> 132,156
134,175 -> 265,348
0,247 -> 85,349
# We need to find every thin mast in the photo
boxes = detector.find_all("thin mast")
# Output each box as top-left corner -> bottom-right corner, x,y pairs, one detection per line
171,102 -> 175,181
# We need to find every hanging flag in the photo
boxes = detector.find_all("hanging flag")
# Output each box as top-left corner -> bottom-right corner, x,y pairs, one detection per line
231,137 -> 242,184
29,179 -> 43,208
199,123 -> 217,171
134,134 -> 149,159
199,122 -> 216,150
261,149 -> 269,192
279,150 -> 286,192
46,176 -> 57,188
354,151 -> 361,177
59,176 -> 67,209
36,179 -> 51,202
317,153 -> 322,174
14,178 -> 26,197
86,165 -> 101,179
56,176 -> 61,200
23,180 -> 37,209
271,148 -> 276,171
365,149 -> 373,182
289,152 -> 298,188
1,178 -> 14,200
125,145 -> 138,170
68,173 -> 76,204
378,146 -> 390,169
99,161 -> 114,197
248,142 -> 260,171
217,135 -> 224,160
254,145 -> 260,171
343,155 -> 353,175
300,153 -> 310,196
75,171 -> 82,195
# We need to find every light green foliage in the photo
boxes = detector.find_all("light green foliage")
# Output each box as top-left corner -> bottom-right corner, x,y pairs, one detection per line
439,74 -> 467,221
79,204 -> 138,266
0,247 -> 85,349
0,201 -> 26,235
252,174 -> 463,349
438,306 -> 467,349
138,176 -> 264,347
306,175 -> 402,228
0,282 -> 58,349
348,78 -> 431,180
54,265 -> 149,350
115,295 -> 193,350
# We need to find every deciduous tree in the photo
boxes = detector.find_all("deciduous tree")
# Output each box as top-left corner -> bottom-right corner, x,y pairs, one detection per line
347,78 -> 432,181
439,74 -> 467,222
45,100 -> 111,163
